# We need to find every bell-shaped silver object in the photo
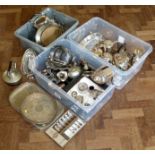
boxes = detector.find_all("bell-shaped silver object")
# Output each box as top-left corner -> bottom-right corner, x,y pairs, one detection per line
132,48 -> 144,64
68,66 -> 82,79
2,61 -> 22,85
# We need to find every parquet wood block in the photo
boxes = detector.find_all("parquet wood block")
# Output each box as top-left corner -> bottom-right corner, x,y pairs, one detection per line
0,6 -> 155,150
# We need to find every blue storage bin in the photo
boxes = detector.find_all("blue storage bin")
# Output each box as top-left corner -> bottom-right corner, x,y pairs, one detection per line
15,7 -> 79,53
68,17 -> 153,89
31,39 -> 115,121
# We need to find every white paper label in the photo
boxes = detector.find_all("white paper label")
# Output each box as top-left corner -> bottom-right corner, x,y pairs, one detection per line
118,35 -> 125,43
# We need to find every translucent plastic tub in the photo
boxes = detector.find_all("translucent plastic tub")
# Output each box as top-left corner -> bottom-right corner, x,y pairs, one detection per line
31,39 -> 115,121
15,7 -> 79,53
68,17 -> 153,89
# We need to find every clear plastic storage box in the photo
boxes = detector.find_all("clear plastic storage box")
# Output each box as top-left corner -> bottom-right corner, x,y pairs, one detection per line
68,17 -> 153,89
31,39 -> 115,121
15,7 -> 79,53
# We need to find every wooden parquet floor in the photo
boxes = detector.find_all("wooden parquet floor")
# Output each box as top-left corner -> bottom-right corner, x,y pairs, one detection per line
0,5 -> 155,150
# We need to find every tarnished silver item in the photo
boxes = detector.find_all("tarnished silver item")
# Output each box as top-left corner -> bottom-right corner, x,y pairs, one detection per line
21,92 -> 57,125
80,32 -> 104,50
21,48 -> 36,79
2,61 -> 22,85
32,14 -> 51,28
84,103 -> 91,106
92,39 -> 118,57
132,48 -> 144,64
53,124 -> 61,132
114,52 -> 130,71
42,46 -> 95,87
93,47 -> 103,57
71,91 -> 78,98
91,67 -> 113,84
83,61 -> 89,71
102,52 -> 113,62
42,46 -> 73,84
42,68 -> 60,84
31,14 -> 63,46
78,82 -> 88,91
88,88 -> 103,100
9,82 -> 65,128
51,110 -> 76,133
75,95 -> 84,104
71,91 -> 84,104
56,71 -> 68,82
68,66 -> 82,79
102,40 -> 116,52
81,32 -> 145,71
49,46 -> 72,68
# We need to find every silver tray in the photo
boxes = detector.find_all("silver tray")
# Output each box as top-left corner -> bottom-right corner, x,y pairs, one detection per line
9,82 -> 65,130
80,32 -> 104,50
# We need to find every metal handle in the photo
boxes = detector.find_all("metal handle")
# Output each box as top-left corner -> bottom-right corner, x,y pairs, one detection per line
31,14 -> 50,29
7,61 -> 16,76
7,61 -> 13,73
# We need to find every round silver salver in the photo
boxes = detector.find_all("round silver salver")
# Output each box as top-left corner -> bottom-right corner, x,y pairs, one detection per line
21,92 -> 58,125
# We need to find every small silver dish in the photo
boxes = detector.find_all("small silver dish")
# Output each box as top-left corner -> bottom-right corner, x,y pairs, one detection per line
21,48 -> 36,78
80,32 -> 104,50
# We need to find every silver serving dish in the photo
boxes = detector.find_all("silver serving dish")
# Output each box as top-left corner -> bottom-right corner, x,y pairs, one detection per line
9,82 -> 65,128
80,32 -> 104,50
21,92 -> 57,125
21,48 -> 36,77
91,67 -> 113,85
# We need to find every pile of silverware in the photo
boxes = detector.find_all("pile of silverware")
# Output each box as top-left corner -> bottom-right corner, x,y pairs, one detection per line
41,46 -> 94,89
41,45 -> 114,107
80,32 -> 144,71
